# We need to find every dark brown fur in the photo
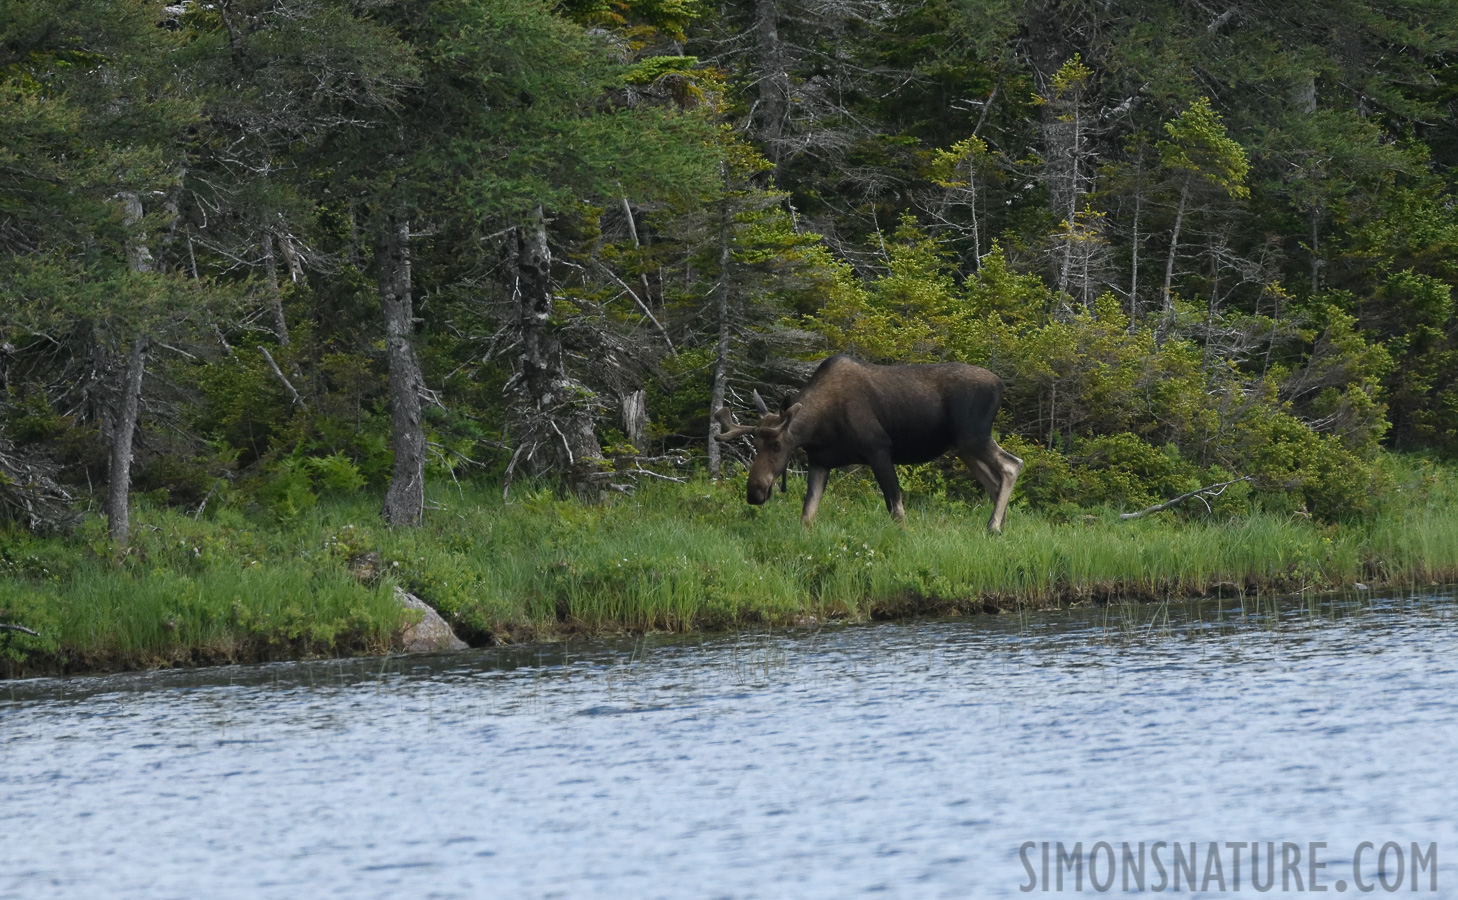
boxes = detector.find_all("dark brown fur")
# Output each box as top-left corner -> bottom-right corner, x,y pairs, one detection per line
715,356 -> 1024,532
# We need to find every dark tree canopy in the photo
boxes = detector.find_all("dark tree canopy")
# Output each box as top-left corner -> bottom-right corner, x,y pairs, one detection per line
4,0 -> 1458,532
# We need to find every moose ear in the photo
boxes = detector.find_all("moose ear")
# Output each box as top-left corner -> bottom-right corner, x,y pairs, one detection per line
777,402 -> 803,430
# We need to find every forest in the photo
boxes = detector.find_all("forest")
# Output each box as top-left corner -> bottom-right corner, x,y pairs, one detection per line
5,0 -> 1458,670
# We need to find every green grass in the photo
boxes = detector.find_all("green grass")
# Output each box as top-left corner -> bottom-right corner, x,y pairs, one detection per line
3,454 -> 1458,676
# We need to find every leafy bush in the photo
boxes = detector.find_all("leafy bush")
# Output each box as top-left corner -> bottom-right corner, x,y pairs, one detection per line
813,223 -> 1392,519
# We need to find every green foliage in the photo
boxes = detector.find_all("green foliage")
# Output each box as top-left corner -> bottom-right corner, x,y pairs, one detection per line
1157,97 -> 1251,199
812,226 -> 1392,519
258,452 -> 369,521
813,217 -> 956,360
625,55 -> 699,84
310,452 -> 369,494
6,466 -> 1458,674
1046,55 -> 1094,99
258,455 -> 319,522
6,392 -> 68,445
1070,434 -> 1200,508
929,136 -> 992,188
357,0 -> 716,227
6,0 -> 1458,544
0,502 -> 406,673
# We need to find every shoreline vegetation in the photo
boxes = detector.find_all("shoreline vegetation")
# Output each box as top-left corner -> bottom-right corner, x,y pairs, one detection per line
10,5 -> 1458,682
3,455 -> 1457,680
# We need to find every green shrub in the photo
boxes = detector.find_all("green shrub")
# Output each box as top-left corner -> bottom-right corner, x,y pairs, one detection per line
812,225 -> 1394,520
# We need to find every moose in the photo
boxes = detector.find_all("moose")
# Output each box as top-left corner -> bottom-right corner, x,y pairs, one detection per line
715,355 -> 1024,533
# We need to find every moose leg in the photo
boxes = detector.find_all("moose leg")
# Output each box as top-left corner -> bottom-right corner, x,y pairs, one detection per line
985,443 -> 1023,534
801,464 -> 829,527
959,452 -> 1001,502
868,453 -> 905,524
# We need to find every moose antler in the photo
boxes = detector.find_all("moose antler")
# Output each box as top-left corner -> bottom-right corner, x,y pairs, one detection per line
714,406 -> 757,441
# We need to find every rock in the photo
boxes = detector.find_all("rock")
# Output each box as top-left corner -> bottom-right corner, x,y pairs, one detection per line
394,587 -> 468,653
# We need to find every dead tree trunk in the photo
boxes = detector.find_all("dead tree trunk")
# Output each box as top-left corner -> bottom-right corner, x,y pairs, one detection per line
753,0 -> 789,169
508,210 -> 603,497
1159,180 -> 1191,343
106,334 -> 146,544
377,213 -> 426,526
105,191 -> 153,545
1129,159 -> 1144,325
707,188 -> 734,479
620,390 -> 648,446
260,231 -> 290,347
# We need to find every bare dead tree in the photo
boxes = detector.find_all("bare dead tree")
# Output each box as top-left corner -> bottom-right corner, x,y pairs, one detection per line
0,432 -> 77,533
104,191 -> 154,545
503,210 -> 605,499
377,212 -> 427,526
707,184 -> 736,479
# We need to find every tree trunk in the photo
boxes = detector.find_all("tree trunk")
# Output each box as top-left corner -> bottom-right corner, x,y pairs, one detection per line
510,210 -> 603,497
753,0 -> 789,168
106,334 -> 146,544
968,156 -> 982,272
1291,73 -> 1324,292
620,390 -> 648,446
1161,181 -> 1189,314
260,231 -> 290,347
1053,99 -> 1083,298
707,190 -> 734,479
377,213 -> 426,526
1309,208 -> 1323,292
106,191 -> 153,545
1129,165 -> 1143,326
120,191 -> 153,275
621,195 -> 656,305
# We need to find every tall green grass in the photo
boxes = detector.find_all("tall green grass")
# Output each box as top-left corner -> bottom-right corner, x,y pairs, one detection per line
0,509 -> 404,674
3,454 -> 1458,675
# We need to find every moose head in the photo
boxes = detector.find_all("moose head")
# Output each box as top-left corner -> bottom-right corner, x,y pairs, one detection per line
714,391 -> 802,506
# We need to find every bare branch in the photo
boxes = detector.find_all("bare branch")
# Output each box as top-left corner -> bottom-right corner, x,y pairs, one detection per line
1119,476 -> 1250,520
592,260 -> 677,355
258,346 -> 308,412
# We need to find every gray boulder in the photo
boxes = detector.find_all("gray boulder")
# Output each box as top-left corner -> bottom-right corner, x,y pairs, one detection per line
395,588 -> 469,653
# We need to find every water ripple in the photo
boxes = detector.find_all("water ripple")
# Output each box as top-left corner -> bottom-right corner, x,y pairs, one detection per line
2,590 -> 1457,898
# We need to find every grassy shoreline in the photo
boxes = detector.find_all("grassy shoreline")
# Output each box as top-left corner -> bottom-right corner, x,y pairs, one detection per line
3,456 -> 1458,678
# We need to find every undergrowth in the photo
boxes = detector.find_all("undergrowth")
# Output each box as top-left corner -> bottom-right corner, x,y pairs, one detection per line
2,454 -> 1457,677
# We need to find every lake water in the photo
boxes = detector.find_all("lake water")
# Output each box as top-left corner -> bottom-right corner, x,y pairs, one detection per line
3,591 -> 1456,898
